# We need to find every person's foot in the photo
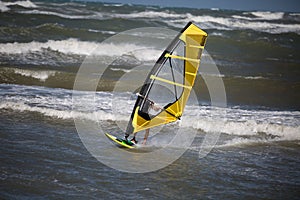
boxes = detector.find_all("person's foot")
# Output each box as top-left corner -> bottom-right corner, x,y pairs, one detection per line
142,139 -> 147,145
130,137 -> 138,144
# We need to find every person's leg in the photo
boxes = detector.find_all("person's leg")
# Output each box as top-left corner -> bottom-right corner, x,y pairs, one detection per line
143,129 -> 150,145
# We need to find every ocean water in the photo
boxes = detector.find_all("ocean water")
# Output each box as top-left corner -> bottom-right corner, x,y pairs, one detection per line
1,0 -> 300,199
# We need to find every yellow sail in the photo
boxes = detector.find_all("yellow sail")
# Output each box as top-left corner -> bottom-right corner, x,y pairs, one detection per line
126,22 -> 207,135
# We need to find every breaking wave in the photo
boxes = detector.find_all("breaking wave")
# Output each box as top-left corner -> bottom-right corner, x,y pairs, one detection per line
168,14 -> 300,34
192,117 -> 300,141
1,84 -> 299,145
0,0 -> 37,12
5,2 -> 299,35
13,69 -> 57,81
0,39 -> 161,61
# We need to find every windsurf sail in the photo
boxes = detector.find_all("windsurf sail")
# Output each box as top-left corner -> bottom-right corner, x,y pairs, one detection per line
125,21 -> 207,137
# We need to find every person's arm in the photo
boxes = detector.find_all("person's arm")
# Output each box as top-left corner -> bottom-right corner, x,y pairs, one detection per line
151,103 -> 161,112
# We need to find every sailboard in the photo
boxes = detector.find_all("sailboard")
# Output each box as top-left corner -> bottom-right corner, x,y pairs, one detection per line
105,133 -> 136,148
106,21 -> 207,148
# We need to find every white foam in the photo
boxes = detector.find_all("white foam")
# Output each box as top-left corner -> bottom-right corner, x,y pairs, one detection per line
185,106 -> 300,142
0,39 -> 159,61
0,100 -> 128,122
103,3 -> 124,7
113,10 -> 183,19
249,11 -> 284,20
88,29 -> 117,35
0,39 -> 89,54
200,73 -> 225,78
0,84 -> 130,121
8,3 -> 299,35
110,68 -> 131,73
18,9 -> 184,21
1,101 -> 93,120
13,69 -> 57,81
3,97 -> 298,142
210,32 -> 225,37
17,9 -> 177,21
0,1 -> 9,12
169,14 -> 300,34
218,132 -> 300,147
1,0 -> 37,11
244,76 -> 265,80
232,12 -> 284,21
290,13 -> 300,16
19,9 -> 99,19
1,84 -> 300,143
231,75 -> 266,80
134,48 -> 161,62
231,15 -> 255,21
9,0 -> 37,8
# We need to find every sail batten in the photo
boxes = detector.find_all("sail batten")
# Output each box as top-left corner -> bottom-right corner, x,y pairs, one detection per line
125,22 -> 207,136
165,53 -> 200,63
150,75 -> 192,89
189,44 -> 205,49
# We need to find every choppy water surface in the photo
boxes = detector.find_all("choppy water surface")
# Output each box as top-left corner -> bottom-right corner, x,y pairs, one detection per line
0,0 -> 300,199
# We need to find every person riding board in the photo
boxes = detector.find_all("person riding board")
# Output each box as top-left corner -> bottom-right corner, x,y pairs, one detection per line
128,98 -> 161,145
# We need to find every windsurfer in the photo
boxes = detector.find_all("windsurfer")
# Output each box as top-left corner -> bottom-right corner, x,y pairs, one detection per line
129,102 -> 161,145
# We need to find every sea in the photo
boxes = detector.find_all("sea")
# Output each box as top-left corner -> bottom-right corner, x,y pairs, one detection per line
1,0 -> 300,199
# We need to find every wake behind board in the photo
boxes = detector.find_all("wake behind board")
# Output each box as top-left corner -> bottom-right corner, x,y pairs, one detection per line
105,133 -> 136,149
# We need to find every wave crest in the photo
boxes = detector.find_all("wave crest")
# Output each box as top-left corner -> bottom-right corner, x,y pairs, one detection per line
13,69 -> 57,81
0,0 -> 37,12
